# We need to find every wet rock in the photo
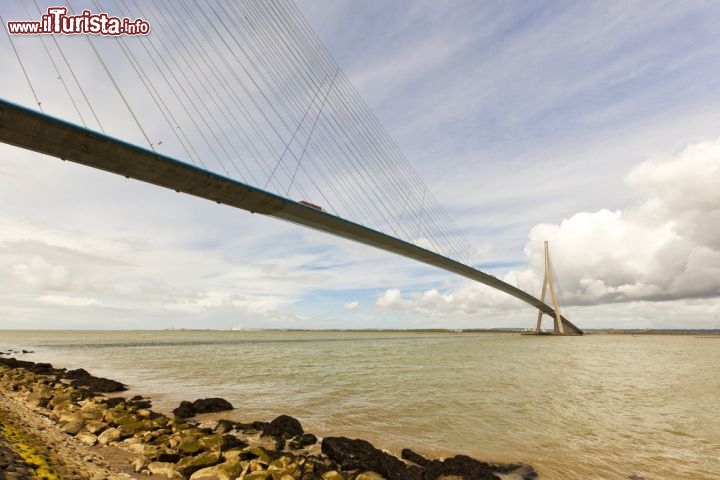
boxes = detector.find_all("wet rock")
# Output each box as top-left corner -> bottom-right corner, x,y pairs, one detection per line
173,401 -> 196,419
128,395 -> 153,409
203,433 -> 247,452
102,396 -> 126,408
176,451 -> 223,478
70,375 -> 127,393
288,433 -> 317,450
264,414 -> 304,439
0,357 -> 56,375
401,449 -> 430,467
423,455 -> 500,480
65,368 -> 91,379
178,437 -> 204,455
253,421 -> 270,431
214,419 -> 240,434
192,397 -> 233,414
321,437 -> 407,480
237,445 -> 270,462
156,451 -> 183,463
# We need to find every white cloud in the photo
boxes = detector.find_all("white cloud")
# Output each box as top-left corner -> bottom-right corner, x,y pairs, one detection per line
38,294 -> 100,307
523,137 -> 720,304
344,300 -> 359,310
372,136 -> 720,327
12,255 -> 70,290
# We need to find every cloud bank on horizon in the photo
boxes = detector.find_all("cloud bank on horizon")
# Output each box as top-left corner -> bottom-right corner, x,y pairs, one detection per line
2,0 -> 720,329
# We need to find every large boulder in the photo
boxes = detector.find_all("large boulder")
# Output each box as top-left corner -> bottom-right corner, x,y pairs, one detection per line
263,415 -> 304,439
172,401 -> 196,419
192,398 -> 233,414
422,455 -> 501,480
173,398 -> 233,419
70,375 -> 127,393
321,437 -> 408,480
65,368 -> 91,379
401,449 -> 431,467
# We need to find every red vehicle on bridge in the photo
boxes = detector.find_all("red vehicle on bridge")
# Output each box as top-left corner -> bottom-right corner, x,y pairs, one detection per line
299,200 -> 324,211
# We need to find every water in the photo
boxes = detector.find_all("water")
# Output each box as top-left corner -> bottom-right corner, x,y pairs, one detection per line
2,330 -> 718,479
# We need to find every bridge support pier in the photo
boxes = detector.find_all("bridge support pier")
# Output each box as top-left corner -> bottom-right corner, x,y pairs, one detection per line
533,241 -> 582,335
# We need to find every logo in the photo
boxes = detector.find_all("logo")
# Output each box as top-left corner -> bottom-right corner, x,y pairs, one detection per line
6,7 -> 150,36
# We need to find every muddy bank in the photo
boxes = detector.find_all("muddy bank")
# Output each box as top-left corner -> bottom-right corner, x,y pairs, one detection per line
0,356 -> 537,480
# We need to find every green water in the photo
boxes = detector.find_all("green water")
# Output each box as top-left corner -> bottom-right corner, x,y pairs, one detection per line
2,330 -> 718,479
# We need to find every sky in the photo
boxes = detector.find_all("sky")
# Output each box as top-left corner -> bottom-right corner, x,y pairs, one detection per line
1,0 -> 719,330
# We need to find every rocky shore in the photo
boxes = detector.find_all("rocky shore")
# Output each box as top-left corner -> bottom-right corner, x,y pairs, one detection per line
0,355 -> 537,480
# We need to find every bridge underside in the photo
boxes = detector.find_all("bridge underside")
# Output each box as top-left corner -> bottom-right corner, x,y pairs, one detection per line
0,99 -> 582,335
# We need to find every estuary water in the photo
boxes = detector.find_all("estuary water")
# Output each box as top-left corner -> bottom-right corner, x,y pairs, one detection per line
2,330 -> 718,479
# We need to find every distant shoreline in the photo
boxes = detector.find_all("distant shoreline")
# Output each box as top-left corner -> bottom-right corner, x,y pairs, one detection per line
1,327 -> 718,335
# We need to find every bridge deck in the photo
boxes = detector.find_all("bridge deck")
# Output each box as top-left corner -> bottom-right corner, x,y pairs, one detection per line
0,99 -> 582,335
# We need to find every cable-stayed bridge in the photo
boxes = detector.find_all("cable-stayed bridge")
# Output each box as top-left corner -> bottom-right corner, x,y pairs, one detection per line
0,0 -> 581,334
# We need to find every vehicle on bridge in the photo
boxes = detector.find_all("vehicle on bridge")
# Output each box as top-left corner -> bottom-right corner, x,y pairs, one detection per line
299,200 -> 324,211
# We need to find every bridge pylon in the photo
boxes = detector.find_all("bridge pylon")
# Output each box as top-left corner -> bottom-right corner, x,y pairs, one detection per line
533,241 -> 583,335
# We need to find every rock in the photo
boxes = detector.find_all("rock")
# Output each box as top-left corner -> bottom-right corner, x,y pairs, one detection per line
423,455 -> 501,480
215,419 -> 239,434
321,471 -> 344,480
71,375 -> 127,393
60,417 -> 86,435
355,473 -> 385,480
65,368 -> 91,379
172,401 -> 196,419
321,437 -> 407,480
156,451 -> 182,463
189,458 -> 245,480
0,357 -> 55,375
238,446 -> 269,462
84,419 -> 108,435
97,427 -> 122,445
244,471 -> 271,480
178,437 -> 204,455
76,432 -> 99,446
192,397 -> 234,414
263,415 -> 304,439
26,389 -> 51,408
288,433 -> 317,450
148,461 -> 183,479
128,395 -> 153,409
199,433 -> 247,452
268,456 -> 302,480
118,419 -> 148,438
132,457 -> 150,473
176,451 -> 223,478
401,449 -> 430,467
103,397 -> 126,408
